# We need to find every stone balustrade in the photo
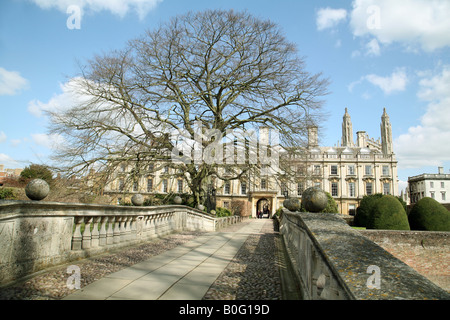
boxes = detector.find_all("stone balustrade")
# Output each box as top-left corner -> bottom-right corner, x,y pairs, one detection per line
0,200 -> 242,285
279,209 -> 450,300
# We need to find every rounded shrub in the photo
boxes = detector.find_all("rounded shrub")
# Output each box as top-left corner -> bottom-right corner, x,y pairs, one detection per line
366,195 -> 410,230
354,193 -> 383,227
408,197 -> 450,231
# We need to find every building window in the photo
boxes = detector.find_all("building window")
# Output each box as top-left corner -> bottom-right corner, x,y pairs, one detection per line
261,179 -> 267,190
366,182 -> 373,195
162,179 -> 168,193
382,165 -> 389,176
331,182 -> 338,197
297,182 -> 304,196
431,192 -> 435,199
281,182 -> 287,195
223,201 -> 230,209
147,178 -> 153,192
241,182 -> 247,195
177,180 -> 183,193
349,182 -> 356,197
314,165 -> 321,175
349,204 -> 356,216
441,182 -> 445,188
133,181 -> 139,192
365,165 -> 372,175
442,192 -> 446,201
330,165 -> 338,175
224,182 -> 231,195
118,179 -> 125,191
430,182 -> 434,188
383,183 -> 390,195
348,165 -> 355,175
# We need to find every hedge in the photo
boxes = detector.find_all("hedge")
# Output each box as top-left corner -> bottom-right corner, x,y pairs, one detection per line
408,197 -> 450,231
366,195 -> 410,230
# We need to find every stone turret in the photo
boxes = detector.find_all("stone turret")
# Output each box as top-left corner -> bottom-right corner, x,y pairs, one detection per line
342,108 -> 353,147
381,108 -> 393,155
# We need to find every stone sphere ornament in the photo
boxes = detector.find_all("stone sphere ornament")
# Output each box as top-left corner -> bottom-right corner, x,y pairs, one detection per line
25,179 -> 50,201
283,198 -> 301,212
301,187 -> 328,213
131,194 -> 144,206
173,196 -> 183,204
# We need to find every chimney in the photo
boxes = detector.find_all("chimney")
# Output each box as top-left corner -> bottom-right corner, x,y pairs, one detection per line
308,126 -> 318,148
356,131 -> 367,148
438,167 -> 444,174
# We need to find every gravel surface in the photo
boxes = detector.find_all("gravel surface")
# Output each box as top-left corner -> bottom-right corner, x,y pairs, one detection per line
203,219 -> 282,300
0,219 -> 283,300
0,231 -> 204,300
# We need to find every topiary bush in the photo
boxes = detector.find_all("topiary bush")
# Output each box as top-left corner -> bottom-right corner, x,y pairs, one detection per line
408,197 -> 450,231
216,207 -> 232,217
366,195 -> 410,230
354,193 -> 383,227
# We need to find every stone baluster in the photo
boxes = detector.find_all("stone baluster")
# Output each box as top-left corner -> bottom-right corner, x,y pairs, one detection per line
82,217 -> 92,249
130,216 -> 138,241
99,217 -> 108,246
91,217 -> 100,248
72,217 -> 83,250
113,216 -> 121,244
123,216 -> 131,242
106,217 -> 114,245
120,216 -> 127,242
143,216 -> 150,239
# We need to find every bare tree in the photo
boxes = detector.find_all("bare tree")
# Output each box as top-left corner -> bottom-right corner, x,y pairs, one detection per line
48,9 -> 328,206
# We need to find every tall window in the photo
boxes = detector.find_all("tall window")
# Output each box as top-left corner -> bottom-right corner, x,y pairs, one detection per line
383,183 -> 390,195
314,165 -> 321,175
147,178 -> 153,192
224,182 -> 231,195
118,179 -> 124,191
261,179 -> 267,190
348,165 -> 355,175
441,182 -> 445,188
177,180 -> 183,193
331,182 -> 338,197
241,182 -> 247,195
349,182 -> 356,197
382,165 -> 389,176
442,192 -> 446,201
162,179 -> 168,193
366,182 -> 373,195
365,165 -> 372,175
297,182 -> 304,196
330,165 -> 338,175
133,181 -> 139,192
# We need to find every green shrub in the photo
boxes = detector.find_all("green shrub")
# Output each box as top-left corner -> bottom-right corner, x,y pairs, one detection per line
216,207 -> 232,217
354,193 -> 383,227
0,187 -> 17,200
408,197 -> 450,231
321,192 -> 339,213
366,195 -> 410,230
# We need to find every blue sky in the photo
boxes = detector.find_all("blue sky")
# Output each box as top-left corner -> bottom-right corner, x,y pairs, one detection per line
1,0 -> 450,194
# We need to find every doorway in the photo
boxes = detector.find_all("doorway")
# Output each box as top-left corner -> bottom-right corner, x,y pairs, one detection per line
256,198 -> 271,219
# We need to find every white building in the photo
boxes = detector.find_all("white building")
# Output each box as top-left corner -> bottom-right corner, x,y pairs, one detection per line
408,167 -> 450,205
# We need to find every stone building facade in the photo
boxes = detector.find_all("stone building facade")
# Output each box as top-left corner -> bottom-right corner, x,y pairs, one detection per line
104,109 -> 398,217
408,167 -> 450,205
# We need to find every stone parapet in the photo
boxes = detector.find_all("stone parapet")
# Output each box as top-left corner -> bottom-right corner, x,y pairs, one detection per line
0,201 -> 241,286
279,209 -> 450,300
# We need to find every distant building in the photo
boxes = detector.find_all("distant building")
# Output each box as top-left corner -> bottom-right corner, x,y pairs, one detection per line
104,109 -> 398,217
0,164 -> 23,186
408,167 -> 450,205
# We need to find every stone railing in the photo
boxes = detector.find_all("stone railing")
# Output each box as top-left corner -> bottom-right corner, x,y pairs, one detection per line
279,209 -> 450,300
0,200 -> 242,286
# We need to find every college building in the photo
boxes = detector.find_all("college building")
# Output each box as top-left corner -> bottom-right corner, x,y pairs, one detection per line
104,108 -> 399,217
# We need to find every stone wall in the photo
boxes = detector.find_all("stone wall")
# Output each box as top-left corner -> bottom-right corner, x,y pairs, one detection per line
0,200 -> 242,286
361,230 -> 449,292
279,210 -> 450,300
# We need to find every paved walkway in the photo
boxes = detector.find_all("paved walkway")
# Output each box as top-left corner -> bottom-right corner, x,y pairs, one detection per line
64,219 -> 267,300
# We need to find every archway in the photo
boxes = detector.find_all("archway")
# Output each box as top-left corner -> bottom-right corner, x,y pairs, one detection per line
256,198 -> 271,219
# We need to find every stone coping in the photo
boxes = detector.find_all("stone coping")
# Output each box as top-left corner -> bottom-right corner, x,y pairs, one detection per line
282,210 -> 450,300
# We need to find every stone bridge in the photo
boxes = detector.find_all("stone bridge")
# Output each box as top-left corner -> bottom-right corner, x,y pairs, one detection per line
0,201 -> 448,300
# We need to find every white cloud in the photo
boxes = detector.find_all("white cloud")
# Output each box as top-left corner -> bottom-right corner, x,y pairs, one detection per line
31,133 -> 65,150
350,0 -> 450,52
0,154 -> 19,168
30,0 -> 162,20
395,65 -> 450,168
0,67 -> 29,96
365,38 -> 380,56
349,68 -> 408,95
0,131 -> 6,144
316,7 -> 347,31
